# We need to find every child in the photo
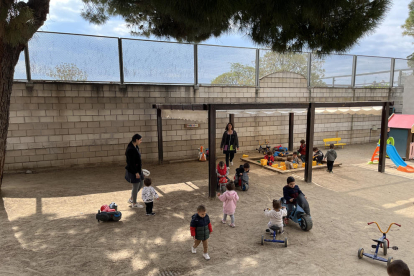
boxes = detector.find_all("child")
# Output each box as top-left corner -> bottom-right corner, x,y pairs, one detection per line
217,181 -> 239,228
292,152 -> 302,166
324,144 -> 337,173
285,156 -> 294,170
264,150 -> 274,166
235,163 -> 250,191
313,147 -> 324,164
387,260 -> 410,276
190,205 -> 213,260
216,161 -> 229,181
298,139 -> 306,162
264,199 -> 287,234
141,178 -> 159,216
283,176 -> 310,216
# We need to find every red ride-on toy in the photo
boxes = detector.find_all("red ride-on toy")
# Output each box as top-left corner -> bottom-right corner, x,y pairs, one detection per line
96,202 -> 122,222
218,177 -> 228,193
358,222 -> 400,266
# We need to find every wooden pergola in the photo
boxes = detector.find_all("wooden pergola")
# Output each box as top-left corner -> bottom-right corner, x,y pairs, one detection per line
153,101 -> 392,198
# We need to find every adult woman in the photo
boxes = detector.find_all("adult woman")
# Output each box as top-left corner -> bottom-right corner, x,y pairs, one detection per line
125,134 -> 144,208
220,123 -> 239,167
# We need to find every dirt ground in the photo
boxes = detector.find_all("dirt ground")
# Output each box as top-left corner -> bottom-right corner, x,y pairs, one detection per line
1,143 -> 414,276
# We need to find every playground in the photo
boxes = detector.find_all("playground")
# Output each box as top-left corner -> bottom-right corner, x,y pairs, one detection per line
1,143 -> 413,276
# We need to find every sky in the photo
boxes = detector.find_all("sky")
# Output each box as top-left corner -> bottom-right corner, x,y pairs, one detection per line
39,0 -> 414,59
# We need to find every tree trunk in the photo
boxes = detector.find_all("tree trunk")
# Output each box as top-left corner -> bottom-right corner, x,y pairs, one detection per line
0,42 -> 23,190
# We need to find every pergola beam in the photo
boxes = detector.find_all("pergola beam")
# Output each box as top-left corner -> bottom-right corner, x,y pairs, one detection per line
378,102 -> 390,172
289,113 -> 294,152
305,103 -> 315,182
208,105 -> 217,198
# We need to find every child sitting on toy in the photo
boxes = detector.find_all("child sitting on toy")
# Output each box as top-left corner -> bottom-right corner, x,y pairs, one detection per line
313,147 -> 324,164
216,161 -> 229,182
298,139 -> 306,162
235,163 -> 250,191
324,144 -> 337,173
387,260 -> 410,276
292,152 -> 302,166
264,199 -> 287,234
264,150 -> 274,166
285,156 -> 294,170
190,205 -> 213,260
283,176 -> 310,216
217,181 -> 239,228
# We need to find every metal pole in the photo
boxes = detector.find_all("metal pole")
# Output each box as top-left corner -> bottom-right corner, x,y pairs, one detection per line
255,49 -> 260,87
229,114 -> 235,129
157,109 -> 163,165
194,44 -> 198,86
118,38 -> 124,84
289,113 -> 294,152
24,44 -> 31,82
208,104 -> 217,198
389,58 -> 395,88
307,53 -> 312,88
351,56 -> 357,88
332,77 -> 335,87
398,70 -> 402,86
304,103 -> 315,183
378,102 -> 390,173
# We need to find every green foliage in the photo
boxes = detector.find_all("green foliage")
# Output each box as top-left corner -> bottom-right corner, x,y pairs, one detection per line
82,0 -> 390,55
402,0 -> 414,66
47,63 -> 88,81
211,52 -> 326,86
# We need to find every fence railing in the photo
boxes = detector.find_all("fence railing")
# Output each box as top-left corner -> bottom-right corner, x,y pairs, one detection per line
13,31 -> 414,88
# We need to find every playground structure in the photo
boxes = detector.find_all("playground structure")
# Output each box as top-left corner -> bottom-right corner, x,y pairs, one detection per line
388,114 -> 414,160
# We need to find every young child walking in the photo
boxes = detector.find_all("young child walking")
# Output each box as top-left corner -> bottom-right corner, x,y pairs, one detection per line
141,178 -> 159,215
324,144 -> 337,173
190,205 -> 213,260
264,199 -> 287,234
217,181 -> 239,228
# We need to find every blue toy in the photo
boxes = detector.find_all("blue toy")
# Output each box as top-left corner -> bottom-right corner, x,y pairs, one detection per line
358,222 -> 400,266
261,223 -> 288,247
280,197 -> 312,231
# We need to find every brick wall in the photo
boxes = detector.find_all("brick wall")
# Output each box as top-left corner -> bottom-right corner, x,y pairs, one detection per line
5,72 -> 387,172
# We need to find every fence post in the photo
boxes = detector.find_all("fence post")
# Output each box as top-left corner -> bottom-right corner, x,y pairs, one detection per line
307,53 -> 312,88
24,44 -> 32,82
194,44 -> 198,88
351,55 -> 357,88
255,49 -> 260,88
118,38 -> 125,85
389,58 -> 395,88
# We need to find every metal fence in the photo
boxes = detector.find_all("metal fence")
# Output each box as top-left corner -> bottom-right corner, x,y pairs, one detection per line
13,31 -> 414,88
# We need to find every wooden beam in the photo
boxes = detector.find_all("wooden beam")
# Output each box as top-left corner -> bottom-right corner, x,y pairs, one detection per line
304,103 -> 315,183
229,114 -> 235,129
208,104 -> 217,198
157,109 -> 163,165
378,102 -> 390,173
289,113 -> 294,152
314,102 -> 393,108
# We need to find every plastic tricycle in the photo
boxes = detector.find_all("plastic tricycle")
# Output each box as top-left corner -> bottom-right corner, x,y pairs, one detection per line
261,223 -> 288,247
256,140 -> 271,154
280,197 -> 312,231
358,222 -> 401,266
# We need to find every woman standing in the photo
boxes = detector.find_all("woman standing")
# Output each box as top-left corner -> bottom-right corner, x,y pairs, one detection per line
125,134 -> 144,208
220,123 -> 239,167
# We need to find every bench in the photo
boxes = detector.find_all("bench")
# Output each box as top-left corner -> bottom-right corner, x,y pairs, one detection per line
323,138 -> 346,149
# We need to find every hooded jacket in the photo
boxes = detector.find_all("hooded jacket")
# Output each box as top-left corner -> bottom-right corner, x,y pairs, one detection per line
220,130 -> 239,153
125,142 -> 142,174
218,190 -> 239,215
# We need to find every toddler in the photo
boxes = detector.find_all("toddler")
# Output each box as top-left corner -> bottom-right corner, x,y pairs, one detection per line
235,163 -> 250,190
313,147 -> 324,164
324,144 -> 337,173
387,260 -> 410,276
216,161 -> 229,181
190,205 -> 213,260
141,178 -> 159,215
264,151 -> 274,166
264,199 -> 287,234
292,152 -> 302,166
217,181 -> 239,228
285,156 -> 294,170
298,139 -> 306,162
283,176 -> 310,216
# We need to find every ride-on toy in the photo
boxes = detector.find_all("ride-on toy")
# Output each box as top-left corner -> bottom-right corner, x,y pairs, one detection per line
358,222 -> 401,266
256,140 -> 271,154
96,202 -> 122,222
280,197 -> 312,231
261,224 -> 288,247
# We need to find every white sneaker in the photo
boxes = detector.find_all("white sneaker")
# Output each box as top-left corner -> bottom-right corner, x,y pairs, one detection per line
130,204 -> 144,208
203,253 -> 210,260
191,246 -> 197,254
127,198 -> 133,204
230,161 -> 233,166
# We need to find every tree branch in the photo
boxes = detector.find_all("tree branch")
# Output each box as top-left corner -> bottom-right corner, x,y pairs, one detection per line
26,0 -> 50,36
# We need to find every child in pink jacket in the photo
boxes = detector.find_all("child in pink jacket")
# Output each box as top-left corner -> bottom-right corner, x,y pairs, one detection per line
217,181 -> 239,228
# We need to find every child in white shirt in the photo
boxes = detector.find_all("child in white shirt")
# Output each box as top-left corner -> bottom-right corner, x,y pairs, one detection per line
264,199 -> 287,234
141,178 -> 159,216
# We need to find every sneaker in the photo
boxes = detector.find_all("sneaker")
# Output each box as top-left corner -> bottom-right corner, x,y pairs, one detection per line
203,253 -> 210,260
149,212 -> 156,216
326,169 -> 329,172
221,220 -> 226,224
229,223 -> 235,228
128,198 -> 133,203
230,161 -> 233,166
265,229 -> 270,233
329,171 -> 333,174
130,204 -> 144,208
191,246 -> 197,254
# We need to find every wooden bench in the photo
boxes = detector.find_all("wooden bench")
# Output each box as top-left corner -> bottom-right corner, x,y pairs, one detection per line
323,138 -> 346,149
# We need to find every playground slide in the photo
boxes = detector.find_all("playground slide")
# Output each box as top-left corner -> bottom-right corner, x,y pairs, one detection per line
386,144 -> 414,173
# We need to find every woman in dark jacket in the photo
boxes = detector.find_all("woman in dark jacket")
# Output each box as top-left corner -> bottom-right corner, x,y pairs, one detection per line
125,134 -> 144,208
220,123 -> 239,167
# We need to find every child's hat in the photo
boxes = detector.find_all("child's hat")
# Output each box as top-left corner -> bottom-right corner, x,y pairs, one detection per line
287,176 -> 295,184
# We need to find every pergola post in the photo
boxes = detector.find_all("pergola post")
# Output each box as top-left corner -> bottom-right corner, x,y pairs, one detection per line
289,113 -> 294,152
157,108 -> 163,165
208,104 -> 217,198
229,114 -> 235,128
378,102 -> 390,172
304,103 -> 315,183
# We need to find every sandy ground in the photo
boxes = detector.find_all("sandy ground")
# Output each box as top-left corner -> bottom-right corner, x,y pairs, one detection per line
1,143 -> 414,276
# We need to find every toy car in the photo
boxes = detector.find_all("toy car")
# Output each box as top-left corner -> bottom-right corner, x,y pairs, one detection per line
280,197 -> 312,231
96,203 -> 122,222
218,177 -> 228,193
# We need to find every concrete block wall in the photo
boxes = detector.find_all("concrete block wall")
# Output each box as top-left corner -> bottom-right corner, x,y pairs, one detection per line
5,72 -> 387,171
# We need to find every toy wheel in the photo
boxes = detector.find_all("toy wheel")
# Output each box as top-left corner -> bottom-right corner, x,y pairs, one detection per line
387,257 -> 393,267
358,248 -> 364,259
261,235 -> 264,245
284,238 -> 288,247
383,240 -> 388,256
300,215 -> 313,231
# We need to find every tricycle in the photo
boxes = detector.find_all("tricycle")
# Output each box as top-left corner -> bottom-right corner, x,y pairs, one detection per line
261,224 -> 288,247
